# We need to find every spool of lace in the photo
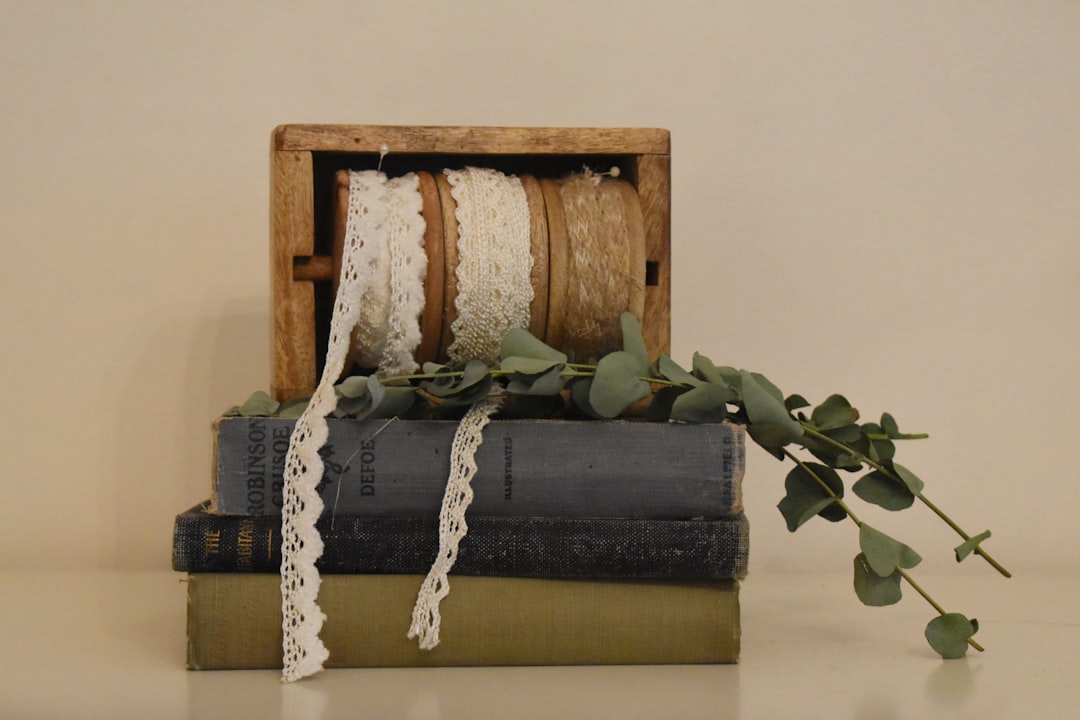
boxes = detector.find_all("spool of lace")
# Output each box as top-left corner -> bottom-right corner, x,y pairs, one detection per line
347,172 -> 428,376
445,166 -> 534,365
279,169 -> 425,682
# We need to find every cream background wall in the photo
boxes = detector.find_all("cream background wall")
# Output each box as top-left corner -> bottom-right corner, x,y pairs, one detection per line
2,1 -> 1077,579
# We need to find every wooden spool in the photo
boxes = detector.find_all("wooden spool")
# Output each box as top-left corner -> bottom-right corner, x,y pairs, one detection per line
272,125 -> 671,401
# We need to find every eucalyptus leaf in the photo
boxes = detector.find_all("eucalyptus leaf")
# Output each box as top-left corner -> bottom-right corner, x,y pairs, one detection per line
277,398 -> 309,419
811,394 -> 859,431
740,370 -> 803,456
925,614 -> 978,659
569,377 -> 604,419
777,463 -> 845,532
859,523 -> 922,577
955,530 -> 992,562
589,351 -> 651,418
656,354 -> 703,387
434,375 -> 494,407
891,462 -> 925,495
670,383 -> 733,423
691,354 -> 725,388
862,422 -> 897,462
881,412 -> 901,438
785,394 -> 811,412
239,390 -> 280,417
852,470 -> 916,510
420,363 -> 456,392
500,327 -> 568,363
335,376 -> 369,399
500,356 -> 564,376
371,383 -> 416,418
461,361 -> 491,389
507,365 -> 565,396
853,553 -> 903,606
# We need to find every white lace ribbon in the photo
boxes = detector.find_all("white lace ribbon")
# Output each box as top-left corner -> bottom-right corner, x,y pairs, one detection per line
280,169 -> 423,682
407,397 -> 502,649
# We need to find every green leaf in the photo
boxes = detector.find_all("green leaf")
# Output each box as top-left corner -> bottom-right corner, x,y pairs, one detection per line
461,360 -> 492,388
741,370 -> 803,456
785,394 -> 811,412
777,463 -> 845,532
420,363 -> 456,392
238,390 -> 280,417
852,470 -> 916,510
853,553 -> 903,606
859,524 -> 922,577
955,530 -> 992,562
925,614 -> 978,659
506,365 -> 565,396
862,422 -> 897,462
891,462 -> 925,495
371,381 -> 416,418
589,351 -> 651,418
276,398 -> 309,419
691,353 -> 740,391
569,377 -> 604,419
670,383 -> 733,423
500,327 -> 568,363
881,412 -> 901,438
421,362 -> 490,403
500,356 -> 564,376
810,394 -> 860,431
620,312 -> 649,369
335,376 -> 369,399
656,354 -> 703,387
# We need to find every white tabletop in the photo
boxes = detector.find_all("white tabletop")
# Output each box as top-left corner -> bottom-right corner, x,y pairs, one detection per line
1,569 -> 1074,719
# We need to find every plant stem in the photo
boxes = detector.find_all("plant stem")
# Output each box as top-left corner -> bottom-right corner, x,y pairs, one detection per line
897,568 -> 985,652
782,449 -> 986,653
799,424 -> 1011,578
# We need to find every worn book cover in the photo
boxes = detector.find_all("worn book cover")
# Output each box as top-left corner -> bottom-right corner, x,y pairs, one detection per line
186,573 -> 740,669
173,502 -> 750,579
212,417 -> 744,518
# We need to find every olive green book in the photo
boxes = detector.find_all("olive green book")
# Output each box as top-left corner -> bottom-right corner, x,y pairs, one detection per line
186,573 -> 740,669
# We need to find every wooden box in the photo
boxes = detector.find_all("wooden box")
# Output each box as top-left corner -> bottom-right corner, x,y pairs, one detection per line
270,124 -> 671,401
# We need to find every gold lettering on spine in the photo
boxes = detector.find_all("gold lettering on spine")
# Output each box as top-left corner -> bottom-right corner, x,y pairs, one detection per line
237,519 -> 255,571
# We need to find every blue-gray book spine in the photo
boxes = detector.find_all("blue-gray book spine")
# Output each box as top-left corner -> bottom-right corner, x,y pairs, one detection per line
211,418 -> 745,519
172,502 -> 750,579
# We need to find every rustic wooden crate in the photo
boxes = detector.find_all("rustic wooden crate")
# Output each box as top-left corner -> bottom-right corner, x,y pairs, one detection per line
270,124 -> 671,401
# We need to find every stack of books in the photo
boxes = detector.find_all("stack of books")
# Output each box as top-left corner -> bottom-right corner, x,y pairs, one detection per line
173,415 -> 749,669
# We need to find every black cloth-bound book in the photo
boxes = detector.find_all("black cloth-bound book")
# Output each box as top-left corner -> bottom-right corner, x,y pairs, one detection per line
173,502 -> 749,580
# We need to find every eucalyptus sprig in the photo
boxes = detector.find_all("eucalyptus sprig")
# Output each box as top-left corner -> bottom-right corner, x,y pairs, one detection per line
231,313 -> 1008,658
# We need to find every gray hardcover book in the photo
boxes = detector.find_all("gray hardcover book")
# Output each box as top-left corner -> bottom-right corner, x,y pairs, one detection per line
212,417 -> 744,519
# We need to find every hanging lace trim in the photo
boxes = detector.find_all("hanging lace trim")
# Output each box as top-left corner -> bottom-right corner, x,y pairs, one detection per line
407,397 -> 502,649
280,169 -> 422,682
446,167 -> 533,365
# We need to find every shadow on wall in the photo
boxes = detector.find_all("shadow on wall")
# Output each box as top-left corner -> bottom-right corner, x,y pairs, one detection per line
106,295 -> 269,570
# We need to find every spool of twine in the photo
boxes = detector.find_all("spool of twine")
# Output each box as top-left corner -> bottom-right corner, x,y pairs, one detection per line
555,172 -> 638,360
